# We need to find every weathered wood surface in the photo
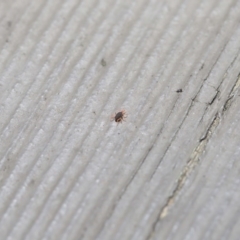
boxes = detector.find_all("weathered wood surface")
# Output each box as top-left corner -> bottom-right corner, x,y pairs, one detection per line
0,0 -> 240,239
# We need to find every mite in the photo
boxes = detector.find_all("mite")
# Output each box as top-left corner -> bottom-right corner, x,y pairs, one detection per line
112,110 -> 127,124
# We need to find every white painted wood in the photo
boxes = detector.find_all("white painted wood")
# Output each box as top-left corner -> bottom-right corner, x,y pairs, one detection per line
0,0 -> 240,239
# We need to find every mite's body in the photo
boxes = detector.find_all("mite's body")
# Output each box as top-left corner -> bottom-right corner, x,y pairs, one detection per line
112,110 -> 127,124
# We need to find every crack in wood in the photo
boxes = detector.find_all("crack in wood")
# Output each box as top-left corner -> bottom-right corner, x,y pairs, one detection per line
223,72 -> 240,112
147,114 -> 220,240
147,70 -> 240,237
208,90 -> 219,105
160,114 -> 219,214
147,70 -> 240,239
148,71 -> 240,238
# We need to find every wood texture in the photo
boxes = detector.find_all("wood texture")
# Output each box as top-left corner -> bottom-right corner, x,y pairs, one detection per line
0,0 -> 240,239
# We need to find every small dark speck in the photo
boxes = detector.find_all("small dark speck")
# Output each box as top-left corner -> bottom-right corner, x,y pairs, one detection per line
176,89 -> 183,93
29,179 -> 35,185
101,58 -> 107,67
7,21 -> 12,27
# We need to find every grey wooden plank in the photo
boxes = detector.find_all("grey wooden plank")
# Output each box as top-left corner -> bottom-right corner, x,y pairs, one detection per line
0,0 -> 240,240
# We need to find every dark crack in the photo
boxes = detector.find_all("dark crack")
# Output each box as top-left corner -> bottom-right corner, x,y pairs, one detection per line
147,114 -> 220,240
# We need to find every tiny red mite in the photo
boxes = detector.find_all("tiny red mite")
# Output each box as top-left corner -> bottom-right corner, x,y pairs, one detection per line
111,110 -> 127,124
